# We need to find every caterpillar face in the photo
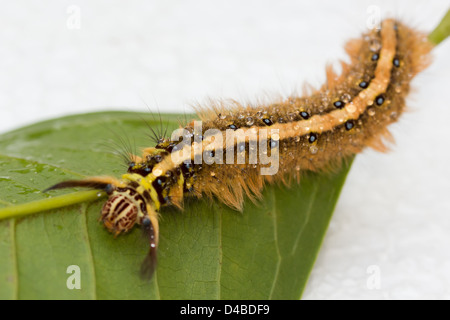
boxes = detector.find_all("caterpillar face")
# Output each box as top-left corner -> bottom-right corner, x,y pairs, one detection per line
101,188 -> 145,235
44,174 -> 161,278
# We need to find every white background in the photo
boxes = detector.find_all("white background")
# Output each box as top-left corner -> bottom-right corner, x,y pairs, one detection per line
1,0 -> 449,299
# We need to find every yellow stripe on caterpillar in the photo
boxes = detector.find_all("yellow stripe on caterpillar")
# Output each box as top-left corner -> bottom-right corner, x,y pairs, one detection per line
122,173 -> 161,210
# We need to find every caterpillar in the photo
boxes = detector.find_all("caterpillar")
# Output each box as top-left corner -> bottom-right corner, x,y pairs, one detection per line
44,19 -> 433,278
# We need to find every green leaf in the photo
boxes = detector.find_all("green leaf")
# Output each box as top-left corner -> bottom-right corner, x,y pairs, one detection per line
0,111 -> 352,300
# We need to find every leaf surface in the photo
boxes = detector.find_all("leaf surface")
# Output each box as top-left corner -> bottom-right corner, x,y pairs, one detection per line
0,111 -> 352,299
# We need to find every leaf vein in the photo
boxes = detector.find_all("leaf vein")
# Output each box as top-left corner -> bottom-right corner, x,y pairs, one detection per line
81,203 -> 97,300
268,189 -> 281,300
291,183 -> 319,256
10,219 -> 19,300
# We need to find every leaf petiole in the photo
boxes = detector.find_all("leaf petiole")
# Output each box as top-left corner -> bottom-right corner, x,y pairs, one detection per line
429,9 -> 450,45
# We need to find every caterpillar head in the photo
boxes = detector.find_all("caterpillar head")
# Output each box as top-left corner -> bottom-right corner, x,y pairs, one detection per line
100,188 -> 143,235
44,178 -> 160,279
101,187 -> 159,278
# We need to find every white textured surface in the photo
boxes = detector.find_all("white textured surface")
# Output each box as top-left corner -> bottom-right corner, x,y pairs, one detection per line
1,0 -> 449,299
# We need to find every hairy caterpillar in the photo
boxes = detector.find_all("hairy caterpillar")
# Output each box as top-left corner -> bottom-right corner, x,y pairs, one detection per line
45,19 -> 433,278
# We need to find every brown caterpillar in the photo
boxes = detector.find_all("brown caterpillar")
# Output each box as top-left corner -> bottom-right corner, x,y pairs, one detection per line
45,19 -> 433,278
